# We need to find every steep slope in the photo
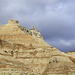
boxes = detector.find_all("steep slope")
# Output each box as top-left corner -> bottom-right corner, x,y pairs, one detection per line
0,19 -> 50,48
0,19 -> 75,75
0,40 -> 75,75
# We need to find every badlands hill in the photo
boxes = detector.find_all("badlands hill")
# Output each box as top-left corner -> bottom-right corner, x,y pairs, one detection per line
0,19 -> 75,75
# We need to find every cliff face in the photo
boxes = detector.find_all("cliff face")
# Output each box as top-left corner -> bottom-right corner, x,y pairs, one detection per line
0,19 -> 50,48
0,19 -> 75,75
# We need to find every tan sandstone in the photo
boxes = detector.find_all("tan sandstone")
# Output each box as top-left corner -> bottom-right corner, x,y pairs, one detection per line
0,19 -> 75,75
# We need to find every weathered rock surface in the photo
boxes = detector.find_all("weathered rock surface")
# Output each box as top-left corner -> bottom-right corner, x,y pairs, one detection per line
0,19 -> 75,75
65,51 -> 75,58
65,51 -> 75,64
0,19 -> 50,48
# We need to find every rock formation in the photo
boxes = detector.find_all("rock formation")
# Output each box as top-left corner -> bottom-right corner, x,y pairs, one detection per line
65,51 -> 75,63
0,19 -> 75,75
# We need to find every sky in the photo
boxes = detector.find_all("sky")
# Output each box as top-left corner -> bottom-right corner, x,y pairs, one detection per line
0,0 -> 75,52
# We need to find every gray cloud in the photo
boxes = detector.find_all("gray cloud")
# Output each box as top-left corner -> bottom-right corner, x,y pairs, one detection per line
0,0 -> 75,52
46,39 -> 75,52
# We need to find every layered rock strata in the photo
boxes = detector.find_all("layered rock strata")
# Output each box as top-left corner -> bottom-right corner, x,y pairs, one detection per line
0,19 -> 75,75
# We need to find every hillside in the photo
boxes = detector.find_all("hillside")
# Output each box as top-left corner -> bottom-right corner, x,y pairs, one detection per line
0,19 -> 75,75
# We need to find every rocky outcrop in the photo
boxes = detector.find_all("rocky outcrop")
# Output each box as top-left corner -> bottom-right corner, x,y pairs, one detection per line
7,19 -> 19,24
18,25 -> 43,39
0,19 -> 50,48
29,26 -> 43,39
0,19 -> 75,75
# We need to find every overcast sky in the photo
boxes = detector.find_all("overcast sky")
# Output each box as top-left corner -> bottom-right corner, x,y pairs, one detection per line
0,0 -> 75,52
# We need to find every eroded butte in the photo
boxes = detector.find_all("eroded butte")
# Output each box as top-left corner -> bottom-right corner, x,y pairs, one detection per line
0,19 -> 75,75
